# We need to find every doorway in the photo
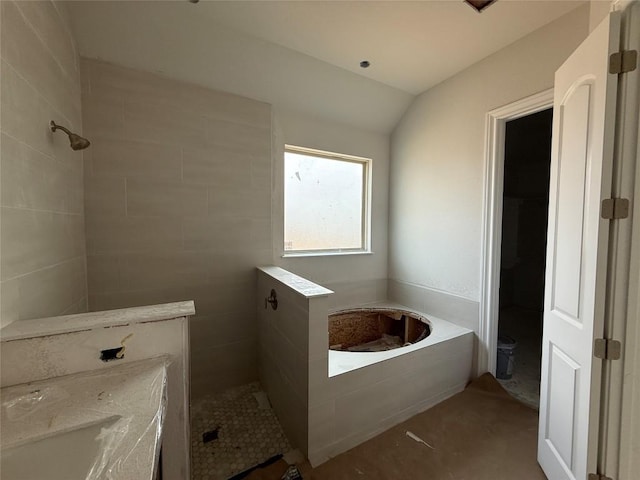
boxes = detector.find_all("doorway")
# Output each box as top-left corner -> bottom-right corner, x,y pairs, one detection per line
496,108 -> 552,408
479,89 -> 553,384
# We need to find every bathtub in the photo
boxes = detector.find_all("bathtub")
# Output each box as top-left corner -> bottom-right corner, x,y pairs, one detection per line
309,302 -> 475,465
327,304 -> 471,377
256,268 -> 475,467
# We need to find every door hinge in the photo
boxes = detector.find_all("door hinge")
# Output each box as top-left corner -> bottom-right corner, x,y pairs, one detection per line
594,338 -> 622,360
609,50 -> 637,74
588,474 -> 613,480
601,198 -> 630,219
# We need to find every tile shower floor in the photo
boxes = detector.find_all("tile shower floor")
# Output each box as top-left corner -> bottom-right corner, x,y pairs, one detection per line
191,382 -> 292,480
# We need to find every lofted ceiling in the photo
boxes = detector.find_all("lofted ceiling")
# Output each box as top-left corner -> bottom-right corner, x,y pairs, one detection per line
198,0 -> 585,95
65,0 -> 586,133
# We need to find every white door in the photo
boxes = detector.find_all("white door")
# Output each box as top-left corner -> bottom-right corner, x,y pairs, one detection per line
538,12 -> 621,480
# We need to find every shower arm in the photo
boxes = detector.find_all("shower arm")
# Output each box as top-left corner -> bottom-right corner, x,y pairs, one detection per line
50,121 -> 72,135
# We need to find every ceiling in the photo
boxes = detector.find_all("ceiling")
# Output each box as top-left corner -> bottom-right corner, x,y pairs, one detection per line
198,0 -> 585,95
65,1 -> 586,133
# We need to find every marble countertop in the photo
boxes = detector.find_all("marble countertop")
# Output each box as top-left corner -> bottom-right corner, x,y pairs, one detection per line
0,301 -> 195,342
1,356 -> 169,480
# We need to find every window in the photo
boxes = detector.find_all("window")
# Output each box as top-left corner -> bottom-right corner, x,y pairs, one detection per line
284,145 -> 371,255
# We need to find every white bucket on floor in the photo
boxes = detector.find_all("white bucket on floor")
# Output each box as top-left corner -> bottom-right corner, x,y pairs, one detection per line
496,336 -> 517,379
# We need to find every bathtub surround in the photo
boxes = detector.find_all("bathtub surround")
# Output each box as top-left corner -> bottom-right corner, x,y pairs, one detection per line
388,279 -> 480,334
1,0 -> 87,328
387,278 -> 482,376
81,59 -> 273,398
311,307 -> 473,465
257,266 -> 473,466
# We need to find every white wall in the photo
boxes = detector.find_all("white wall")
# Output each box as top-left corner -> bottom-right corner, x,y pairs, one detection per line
273,109 -> 390,309
388,4 -> 590,332
1,0 -> 87,328
590,0 -> 614,31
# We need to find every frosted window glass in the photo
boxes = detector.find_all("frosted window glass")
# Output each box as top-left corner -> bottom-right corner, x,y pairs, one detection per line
284,150 -> 366,252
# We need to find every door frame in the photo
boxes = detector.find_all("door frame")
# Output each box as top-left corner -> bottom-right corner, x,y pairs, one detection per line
478,88 -> 554,375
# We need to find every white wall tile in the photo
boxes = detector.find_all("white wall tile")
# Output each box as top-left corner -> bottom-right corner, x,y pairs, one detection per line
86,254 -> 123,294
14,1 -> 79,79
1,133 -> 75,213
2,1 -> 81,126
118,251 -> 210,291
88,285 -> 190,313
123,99 -> 206,147
0,279 -> 20,328
182,145 -> 253,186
308,400 -> 335,459
257,270 -> 319,455
126,178 -> 208,218
81,95 -> 125,138
191,338 -> 258,398
324,278 -> 388,310
389,279 -> 480,333
208,187 -> 270,219
85,59 -> 270,129
0,1 -> 86,325
189,312 -> 255,346
1,207 -> 85,281
1,61 -> 77,160
85,215 -> 182,254
204,117 -> 270,155
83,59 -> 273,398
18,256 -> 87,320
84,176 -> 126,216
90,137 -> 182,180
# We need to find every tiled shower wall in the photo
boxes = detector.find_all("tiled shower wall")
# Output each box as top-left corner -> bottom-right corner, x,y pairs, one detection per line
81,59 -> 272,398
1,0 -> 87,328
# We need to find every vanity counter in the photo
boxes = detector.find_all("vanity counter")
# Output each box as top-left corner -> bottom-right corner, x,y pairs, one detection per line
1,357 -> 168,480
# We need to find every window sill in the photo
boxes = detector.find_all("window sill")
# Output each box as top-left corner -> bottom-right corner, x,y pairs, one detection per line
281,250 -> 374,259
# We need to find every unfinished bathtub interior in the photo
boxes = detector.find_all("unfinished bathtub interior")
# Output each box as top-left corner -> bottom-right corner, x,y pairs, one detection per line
328,307 -> 431,353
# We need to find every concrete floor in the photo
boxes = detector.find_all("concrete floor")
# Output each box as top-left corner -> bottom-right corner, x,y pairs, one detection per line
246,374 -> 545,480
191,308 -> 545,479
497,306 -> 543,409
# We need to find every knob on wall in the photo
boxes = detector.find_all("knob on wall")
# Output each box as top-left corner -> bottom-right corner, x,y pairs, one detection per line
265,289 -> 278,310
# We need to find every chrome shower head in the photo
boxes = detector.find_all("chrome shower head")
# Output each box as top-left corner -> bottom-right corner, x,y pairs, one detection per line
50,121 -> 91,151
